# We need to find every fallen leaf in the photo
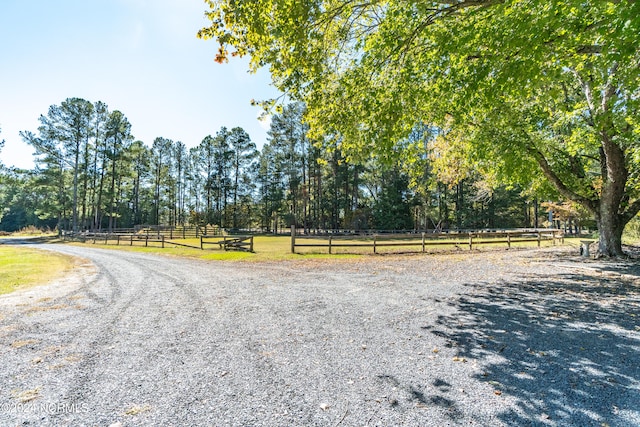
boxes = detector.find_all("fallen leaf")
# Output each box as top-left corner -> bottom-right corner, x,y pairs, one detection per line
124,404 -> 152,416
16,387 -> 41,403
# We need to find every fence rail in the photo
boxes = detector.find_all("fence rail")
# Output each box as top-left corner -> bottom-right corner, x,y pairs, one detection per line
200,235 -> 254,252
63,232 -> 167,247
290,226 -> 563,254
61,230 -> 252,252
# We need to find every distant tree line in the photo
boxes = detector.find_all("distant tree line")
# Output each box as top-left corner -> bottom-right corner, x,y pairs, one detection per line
1,98 -> 564,234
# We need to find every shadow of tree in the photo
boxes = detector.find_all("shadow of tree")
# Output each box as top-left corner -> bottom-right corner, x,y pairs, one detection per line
376,374 -> 465,421
424,270 -> 640,426
544,245 -> 640,278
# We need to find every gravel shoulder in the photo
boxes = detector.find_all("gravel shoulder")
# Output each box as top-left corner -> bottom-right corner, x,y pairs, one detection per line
1,243 -> 639,426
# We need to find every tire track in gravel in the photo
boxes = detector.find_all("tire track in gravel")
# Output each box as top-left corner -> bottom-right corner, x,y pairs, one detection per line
2,244 -> 638,427
0,244 -> 225,426
29,246 -> 217,419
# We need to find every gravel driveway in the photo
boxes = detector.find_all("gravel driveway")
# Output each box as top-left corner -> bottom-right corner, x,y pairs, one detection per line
1,243 -> 639,426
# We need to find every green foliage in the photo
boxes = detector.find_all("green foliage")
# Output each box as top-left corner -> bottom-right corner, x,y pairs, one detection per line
371,169 -> 413,231
201,0 -> 640,255
625,215 -> 640,241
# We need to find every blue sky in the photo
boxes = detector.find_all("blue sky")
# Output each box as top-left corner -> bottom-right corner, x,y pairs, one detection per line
0,0 -> 279,169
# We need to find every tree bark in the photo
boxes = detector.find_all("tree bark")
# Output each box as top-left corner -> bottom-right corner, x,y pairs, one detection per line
596,209 -> 624,257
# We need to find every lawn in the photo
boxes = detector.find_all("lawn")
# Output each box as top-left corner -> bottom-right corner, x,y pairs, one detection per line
67,235 -> 361,261
64,233 -> 581,261
0,245 -> 77,295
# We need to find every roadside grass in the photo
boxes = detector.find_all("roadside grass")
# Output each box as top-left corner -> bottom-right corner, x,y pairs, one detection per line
64,234 -> 578,261
67,235 -> 361,261
0,245 -> 77,295
0,226 -> 56,238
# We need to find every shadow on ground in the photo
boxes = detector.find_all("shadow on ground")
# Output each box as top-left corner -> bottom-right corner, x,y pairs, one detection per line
424,266 -> 640,426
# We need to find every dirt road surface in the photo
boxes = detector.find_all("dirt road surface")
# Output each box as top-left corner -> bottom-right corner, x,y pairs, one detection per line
1,243 -> 639,426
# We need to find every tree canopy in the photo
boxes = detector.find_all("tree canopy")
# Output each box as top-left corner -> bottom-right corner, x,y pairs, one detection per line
199,0 -> 640,256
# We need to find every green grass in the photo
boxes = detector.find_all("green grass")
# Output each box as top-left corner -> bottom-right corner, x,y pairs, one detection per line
64,233 -> 571,262
0,245 -> 77,295
69,235 -> 361,262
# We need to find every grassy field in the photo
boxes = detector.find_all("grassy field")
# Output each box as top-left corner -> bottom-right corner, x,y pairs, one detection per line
0,245 -> 78,295
66,235 -> 360,261
0,230 -> 631,297
64,233 -> 582,261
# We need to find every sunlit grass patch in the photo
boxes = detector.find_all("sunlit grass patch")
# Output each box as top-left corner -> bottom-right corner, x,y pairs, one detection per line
0,246 -> 78,295
65,232 -> 574,262
201,251 -> 254,261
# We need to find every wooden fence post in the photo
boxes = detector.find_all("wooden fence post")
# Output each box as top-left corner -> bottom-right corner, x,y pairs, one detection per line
162,235 -> 165,248
507,233 -> 511,249
422,232 -> 426,253
537,231 -> 541,247
373,235 -> 377,254
145,235 -> 149,247
291,225 -> 296,254
200,235 -> 204,250
468,233 -> 473,250
249,235 -> 254,252
329,236 -> 333,254
130,235 -> 133,246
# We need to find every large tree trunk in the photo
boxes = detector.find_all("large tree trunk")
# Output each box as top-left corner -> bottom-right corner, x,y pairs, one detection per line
596,208 -> 624,257
531,124 -> 632,257
596,128 -> 628,257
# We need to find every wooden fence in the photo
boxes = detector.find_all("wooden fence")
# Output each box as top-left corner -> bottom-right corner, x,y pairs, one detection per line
290,226 -> 564,254
200,235 -> 254,252
62,231 -> 252,252
64,232 -> 168,248
132,225 -> 222,239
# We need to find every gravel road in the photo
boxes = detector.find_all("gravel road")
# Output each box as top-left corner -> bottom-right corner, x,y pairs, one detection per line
1,243 -> 639,426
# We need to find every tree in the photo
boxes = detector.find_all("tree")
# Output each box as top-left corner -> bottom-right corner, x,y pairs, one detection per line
23,98 -> 94,232
103,110 -> 133,231
371,167 -> 413,231
174,141 -> 188,227
267,103 -> 308,228
227,127 -> 257,229
193,135 -> 217,224
256,143 -> 285,232
150,137 -> 174,225
211,128 -> 233,227
200,0 -> 640,256
128,140 -> 151,225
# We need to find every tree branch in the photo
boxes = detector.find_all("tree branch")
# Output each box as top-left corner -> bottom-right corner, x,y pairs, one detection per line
528,144 -> 598,214
622,198 -> 640,226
